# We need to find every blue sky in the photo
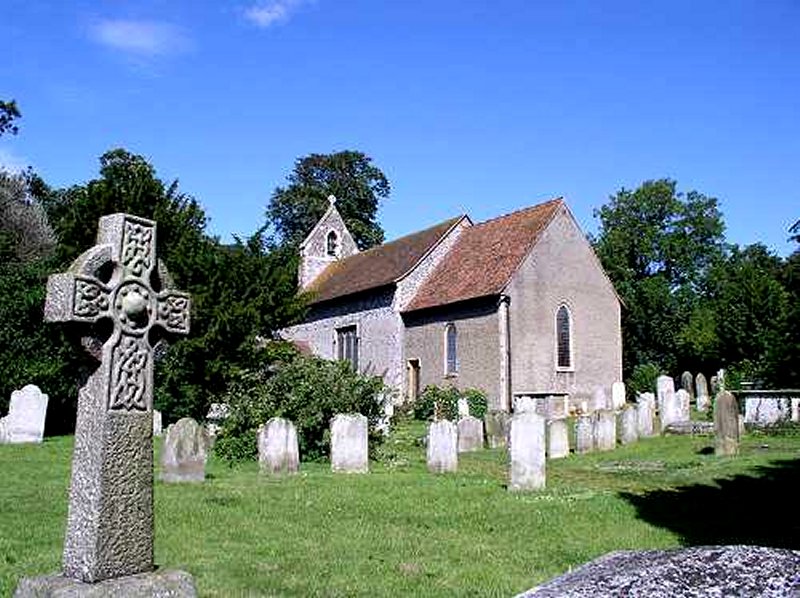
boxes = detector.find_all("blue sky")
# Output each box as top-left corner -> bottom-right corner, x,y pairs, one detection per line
2,0 -> 798,255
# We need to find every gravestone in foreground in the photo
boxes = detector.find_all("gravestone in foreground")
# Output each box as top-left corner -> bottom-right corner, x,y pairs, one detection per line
508,410 -> 546,491
258,417 -> 299,475
0,384 -> 48,444
714,391 -> 739,456
331,413 -> 368,473
161,418 -> 208,482
427,419 -> 458,474
457,415 -> 483,452
18,214 -> 195,595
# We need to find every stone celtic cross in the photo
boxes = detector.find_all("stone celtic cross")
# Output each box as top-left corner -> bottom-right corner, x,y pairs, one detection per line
44,214 -> 190,583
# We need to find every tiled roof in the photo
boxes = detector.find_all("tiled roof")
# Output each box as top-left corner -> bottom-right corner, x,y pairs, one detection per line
404,198 -> 564,312
307,216 -> 463,304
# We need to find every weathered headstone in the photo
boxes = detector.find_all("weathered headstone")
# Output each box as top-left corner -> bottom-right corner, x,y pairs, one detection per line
484,410 -> 510,448
618,405 -> 638,444
592,387 -> 608,412
330,413 -> 368,473
710,375 -> 720,395
636,393 -> 655,437
258,417 -> 299,475
31,213 -> 194,592
427,419 -> 457,474
676,389 -> 691,422
714,391 -> 739,456
161,418 -> 208,482
611,382 -> 626,411
0,384 -> 48,443
792,398 -> 800,423
744,397 -> 792,428
575,414 -> 594,454
657,375 -> 677,432
457,415 -> 483,452
508,411 -> 546,491
680,371 -> 694,399
695,373 -> 710,412
457,397 -> 470,418
152,410 -> 162,437
547,419 -> 569,459
594,409 -> 616,451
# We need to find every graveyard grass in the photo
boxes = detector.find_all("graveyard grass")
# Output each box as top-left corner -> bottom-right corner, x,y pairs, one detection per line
2,421 -> 800,597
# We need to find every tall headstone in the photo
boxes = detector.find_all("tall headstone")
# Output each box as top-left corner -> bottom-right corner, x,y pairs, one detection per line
619,405 -> 639,445
636,393 -> 655,437
161,418 -> 208,482
547,419 -> 569,459
508,411 -> 546,491
457,415 -> 483,452
484,410 -> 510,448
331,413 -> 368,473
657,375 -> 677,432
710,375 -> 720,396
0,384 -> 48,443
427,420 -> 458,474
575,414 -> 594,454
611,382 -> 626,411
594,410 -> 616,451
676,389 -> 691,422
681,371 -> 694,399
457,397 -> 470,418
695,373 -> 710,412
792,398 -> 800,423
34,214 -> 194,591
714,391 -> 739,456
152,410 -> 163,437
258,417 -> 299,475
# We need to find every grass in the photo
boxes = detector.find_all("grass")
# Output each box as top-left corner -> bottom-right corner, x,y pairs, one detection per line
1,419 -> 799,596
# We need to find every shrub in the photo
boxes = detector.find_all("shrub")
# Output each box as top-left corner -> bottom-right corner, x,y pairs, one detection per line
626,362 -> 663,397
215,353 -> 389,464
412,385 -> 488,421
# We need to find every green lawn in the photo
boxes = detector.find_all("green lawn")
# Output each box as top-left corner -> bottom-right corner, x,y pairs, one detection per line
1,421 -> 799,597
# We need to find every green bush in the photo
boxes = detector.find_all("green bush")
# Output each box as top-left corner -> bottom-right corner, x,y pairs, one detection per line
412,385 -> 488,421
626,362 -> 663,397
215,352 -> 389,464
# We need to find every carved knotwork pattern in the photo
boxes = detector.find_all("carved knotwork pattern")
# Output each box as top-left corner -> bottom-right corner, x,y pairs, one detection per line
74,279 -> 110,318
158,295 -> 190,333
122,221 -> 153,277
109,336 -> 149,411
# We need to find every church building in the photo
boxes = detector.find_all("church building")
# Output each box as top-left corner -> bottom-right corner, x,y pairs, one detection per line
281,197 -> 622,412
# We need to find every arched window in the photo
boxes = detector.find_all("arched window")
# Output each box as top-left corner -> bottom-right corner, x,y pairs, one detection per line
445,323 -> 458,375
556,305 -> 572,369
326,231 -> 338,257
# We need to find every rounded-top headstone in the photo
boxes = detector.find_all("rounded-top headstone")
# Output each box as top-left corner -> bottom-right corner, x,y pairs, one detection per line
330,413 -> 368,473
161,418 -> 208,483
714,391 -> 739,456
258,417 -> 299,475
0,384 -> 49,444
680,371 -> 694,398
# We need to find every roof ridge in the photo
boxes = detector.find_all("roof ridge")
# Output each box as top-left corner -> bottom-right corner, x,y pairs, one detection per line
355,214 -> 463,257
473,197 -> 563,228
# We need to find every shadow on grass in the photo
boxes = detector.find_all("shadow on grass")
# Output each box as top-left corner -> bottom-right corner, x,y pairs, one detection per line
620,457 -> 800,549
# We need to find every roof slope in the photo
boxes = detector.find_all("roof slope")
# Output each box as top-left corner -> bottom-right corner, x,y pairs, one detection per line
307,216 -> 463,304
405,198 -> 563,312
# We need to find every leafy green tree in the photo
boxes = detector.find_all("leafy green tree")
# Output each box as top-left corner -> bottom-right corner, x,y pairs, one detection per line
0,100 -> 21,136
266,150 -> 390,250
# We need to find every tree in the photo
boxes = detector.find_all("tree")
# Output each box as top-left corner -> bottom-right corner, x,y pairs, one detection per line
266,151 -> 390,250
592,179 -> 726,377
0,100 -> 21,136
790,219 -> 800,244
0,169 -> 56,263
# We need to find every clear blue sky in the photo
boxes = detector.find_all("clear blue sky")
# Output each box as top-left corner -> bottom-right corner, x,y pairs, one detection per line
2,0 -> 798,255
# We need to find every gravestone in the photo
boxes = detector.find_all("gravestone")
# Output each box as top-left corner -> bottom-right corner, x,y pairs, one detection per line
611,382 -> 626,411
657,376 -> 678,432
547,419 -> 569,459
484,410 -> 510,448
635,394 -> 655,437
26,213 -> 195,593
258,417 -> 299,475
575,414 -> 594,454
152,410 -> 162,437
330,413 -> 368,473
714,391 -> 739,456
457,415 -> 483,452
676,389 -> 691,422
0,384 -> 48,443
592,387 -> 608,412
695,373 -> 710,412
508,411 -> 546,491
618,405 -> 638,445
427,420 -> 457,474
457,397 -> 470,418
680,371 -> 694,399
744,397 -> 792,428
594,410 -> 616,451
710,375 -> 719,395
792,398 -> 800,423
161,418 -> 207,482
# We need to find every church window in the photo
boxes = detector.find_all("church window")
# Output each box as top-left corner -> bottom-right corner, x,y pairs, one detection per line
445,323 -> 458,375
337,325 -> 358,370
556,305 -> 572,369
326,231 -> 339,257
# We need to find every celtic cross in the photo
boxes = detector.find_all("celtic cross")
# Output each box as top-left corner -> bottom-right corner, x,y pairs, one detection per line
44,214 -> 190,583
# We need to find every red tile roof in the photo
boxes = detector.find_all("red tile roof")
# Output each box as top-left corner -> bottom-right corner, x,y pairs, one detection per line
404,198 -> 564,312
307,216 -> 464,304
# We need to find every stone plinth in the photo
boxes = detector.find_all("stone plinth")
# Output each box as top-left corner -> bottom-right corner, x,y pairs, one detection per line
14,569 -> 197,597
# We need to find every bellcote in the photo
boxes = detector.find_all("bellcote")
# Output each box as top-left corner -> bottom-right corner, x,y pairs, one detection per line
298,195 -> 359,289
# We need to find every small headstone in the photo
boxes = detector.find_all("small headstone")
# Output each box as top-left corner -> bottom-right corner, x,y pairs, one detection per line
695,373 -> 710,412
594,409 -> 616,451
575,414 -> 594,454
636,393 -> 655,437
547,419 -> 569,459
258,417 -> 299,475
484,410 -> 510,448
152,410 -> 162,437
330,413 -> 368,473
427,420 -> 457,474
744,397 -> 792,428
161,418 -> 208,482
618,405 -> 638,444
457,415 -> 483,452
680,371 -> 694,399
508,411 -> 546,491
676,389 -> 691,422
0,384 -> 48,443
611,382 -> 626,411
592,387 -> 608,412
714,391 -> 739,456
457,397 -> 470,418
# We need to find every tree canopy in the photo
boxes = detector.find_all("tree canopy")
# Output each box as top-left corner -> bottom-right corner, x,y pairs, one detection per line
0,100 -> 21,137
